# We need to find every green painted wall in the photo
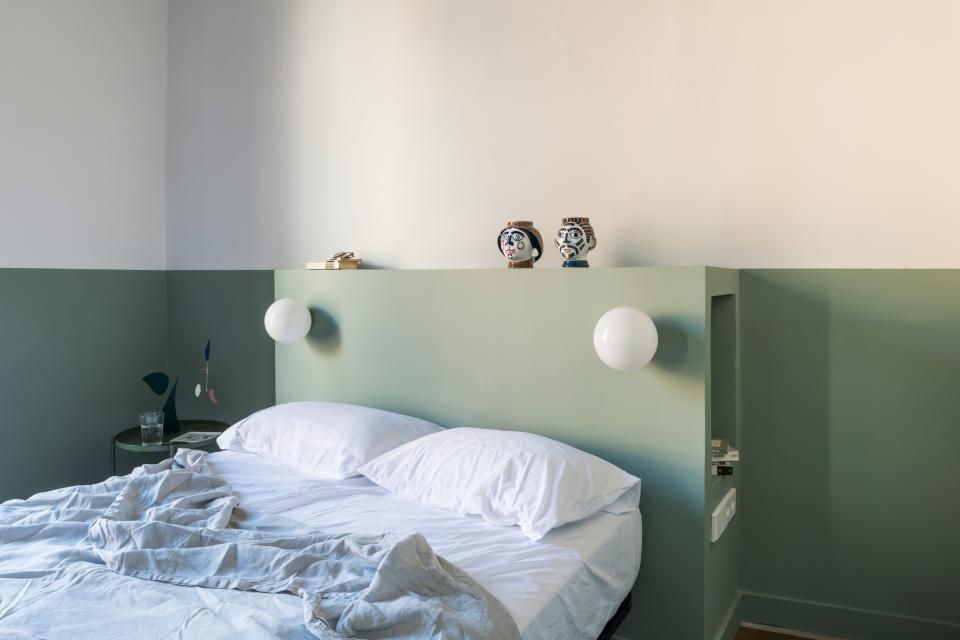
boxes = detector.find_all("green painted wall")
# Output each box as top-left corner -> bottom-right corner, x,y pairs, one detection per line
166,270 -> 276,426
0,269 -> 166,501
0,269 -> 277,493
741,270 -> 960,639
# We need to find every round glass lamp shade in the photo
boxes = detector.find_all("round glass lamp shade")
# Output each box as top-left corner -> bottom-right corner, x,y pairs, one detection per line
264,298 -> 312,344
593,307 -> 658,371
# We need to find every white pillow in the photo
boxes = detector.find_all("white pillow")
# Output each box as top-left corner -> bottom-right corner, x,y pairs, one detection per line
358,427 -> 641,541
216,401 -> 444,479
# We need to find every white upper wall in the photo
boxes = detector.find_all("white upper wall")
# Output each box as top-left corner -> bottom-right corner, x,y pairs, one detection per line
0,0 -> 167,270
4,1 -> 959,270
167,0 -> 960,270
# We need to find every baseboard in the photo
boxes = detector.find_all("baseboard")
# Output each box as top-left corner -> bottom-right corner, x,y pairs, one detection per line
741,622 -> 845,640
714,591 -> 744,640
739,591 -> 960,640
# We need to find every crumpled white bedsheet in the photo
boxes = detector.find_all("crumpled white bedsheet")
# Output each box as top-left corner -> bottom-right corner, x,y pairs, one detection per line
0,450 -> 519,640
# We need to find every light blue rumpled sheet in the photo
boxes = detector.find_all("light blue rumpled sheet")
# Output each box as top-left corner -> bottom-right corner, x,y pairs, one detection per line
0,450 -> 520,640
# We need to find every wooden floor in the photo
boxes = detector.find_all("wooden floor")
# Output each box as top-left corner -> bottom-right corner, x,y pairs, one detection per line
736,626 -> 815,640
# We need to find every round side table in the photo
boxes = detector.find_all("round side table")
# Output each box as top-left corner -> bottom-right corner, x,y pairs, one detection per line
112,419 -> 230,476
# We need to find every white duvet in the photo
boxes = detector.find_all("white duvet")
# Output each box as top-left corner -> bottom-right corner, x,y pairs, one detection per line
0,450 -> 641,640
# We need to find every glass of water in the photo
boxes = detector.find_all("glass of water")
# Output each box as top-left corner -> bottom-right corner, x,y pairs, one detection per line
139,411 -> 164,446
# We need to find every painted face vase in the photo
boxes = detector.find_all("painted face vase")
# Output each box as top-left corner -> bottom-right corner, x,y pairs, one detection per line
555,217 -> 597,267
498,221 -> 544,268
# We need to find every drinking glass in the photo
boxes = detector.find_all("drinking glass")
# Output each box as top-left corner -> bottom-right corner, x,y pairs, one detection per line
139,411 -> 164,446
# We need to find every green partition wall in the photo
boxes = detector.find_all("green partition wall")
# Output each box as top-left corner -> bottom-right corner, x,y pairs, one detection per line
275,267 -> 741,640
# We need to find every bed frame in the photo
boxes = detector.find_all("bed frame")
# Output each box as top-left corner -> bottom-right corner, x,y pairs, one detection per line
273,267 -> 740,640
598,594 -> 633,640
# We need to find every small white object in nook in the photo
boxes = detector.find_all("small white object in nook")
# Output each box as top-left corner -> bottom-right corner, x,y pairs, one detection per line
593,307 -> 658,370
711,488 -> 737,543
264,298 -> 312,344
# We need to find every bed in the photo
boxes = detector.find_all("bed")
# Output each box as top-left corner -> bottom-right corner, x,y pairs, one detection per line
0,446 -> 640,640
206,450 -> 642,640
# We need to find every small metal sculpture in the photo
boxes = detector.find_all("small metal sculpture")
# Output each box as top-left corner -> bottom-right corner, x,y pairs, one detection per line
194,339 -> 218,405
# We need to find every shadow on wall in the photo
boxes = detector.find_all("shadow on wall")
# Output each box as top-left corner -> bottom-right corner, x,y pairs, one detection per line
582,441 -> 704,640
307,307 -> 341,353
167,0 -> 300,269
653,315 -> 705,378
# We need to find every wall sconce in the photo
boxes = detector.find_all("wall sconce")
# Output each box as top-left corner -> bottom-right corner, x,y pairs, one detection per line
593,307 -> 658,370
264,298 -> 312,344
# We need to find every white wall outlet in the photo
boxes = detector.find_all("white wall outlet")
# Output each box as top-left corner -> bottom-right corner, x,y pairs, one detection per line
711,488 -> 737,543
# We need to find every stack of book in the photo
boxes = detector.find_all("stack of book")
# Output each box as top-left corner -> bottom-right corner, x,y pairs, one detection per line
306,251 -> 362,270
711,438 -> 739,476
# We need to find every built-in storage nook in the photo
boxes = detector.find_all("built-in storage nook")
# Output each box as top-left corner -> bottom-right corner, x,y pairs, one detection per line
710,294 -> 738,457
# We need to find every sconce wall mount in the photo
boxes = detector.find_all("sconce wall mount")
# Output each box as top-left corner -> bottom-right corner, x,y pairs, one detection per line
593,306 -> 658,371
264,298 -> 312,344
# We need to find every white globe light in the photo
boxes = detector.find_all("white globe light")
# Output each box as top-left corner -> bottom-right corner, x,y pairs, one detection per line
264,298 -> 312,344
593,307 -> 658,371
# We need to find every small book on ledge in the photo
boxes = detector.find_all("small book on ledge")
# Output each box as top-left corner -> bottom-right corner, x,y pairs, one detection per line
306,251 -> 362,270
169,432 -> 222,444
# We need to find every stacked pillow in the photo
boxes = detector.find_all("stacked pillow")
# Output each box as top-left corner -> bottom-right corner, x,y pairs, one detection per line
218,402 -> 641,541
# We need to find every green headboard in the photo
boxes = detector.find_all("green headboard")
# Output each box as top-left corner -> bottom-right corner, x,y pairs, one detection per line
275,267 -> 738,640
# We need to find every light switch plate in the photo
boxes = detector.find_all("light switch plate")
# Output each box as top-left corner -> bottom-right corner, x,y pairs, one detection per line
711,488 -> 736,543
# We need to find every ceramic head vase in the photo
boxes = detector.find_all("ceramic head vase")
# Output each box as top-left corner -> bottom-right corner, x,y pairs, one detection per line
555,217 -> 597,267
498,221 -> 544,268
